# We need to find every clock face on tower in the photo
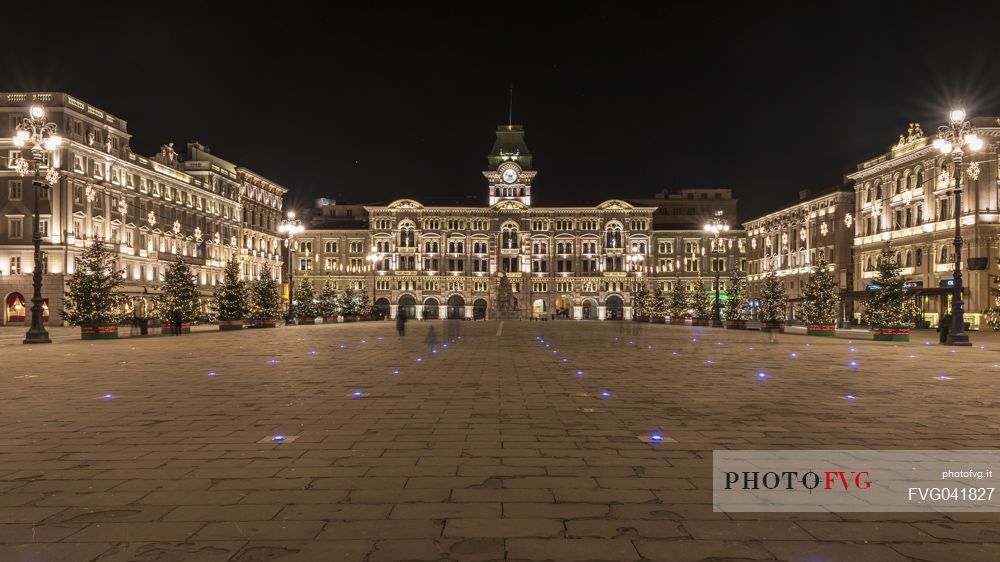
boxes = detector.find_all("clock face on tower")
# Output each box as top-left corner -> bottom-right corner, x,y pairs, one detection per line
502,168 -> 518,184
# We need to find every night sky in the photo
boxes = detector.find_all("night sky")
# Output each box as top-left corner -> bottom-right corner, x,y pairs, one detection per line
5,2 -> 1000,220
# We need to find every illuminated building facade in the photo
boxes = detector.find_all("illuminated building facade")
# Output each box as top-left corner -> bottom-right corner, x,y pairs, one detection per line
0,93 -> 286,325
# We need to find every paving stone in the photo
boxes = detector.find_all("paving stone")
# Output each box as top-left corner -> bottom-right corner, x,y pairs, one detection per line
390,502 -> 501,519
194,520 -> 324,541
64,521 -> 204,542
567,519 -> 687,539
231,540 -> 372,562
90,541 -> 246,562
764,540 -> 913,561
890,542 -> 1000,562
635,539 -> 775,561
503,503 -> 610,519
162,504 -> 283,522
0,542 -> 114,562
444,518 -> 563,538
507,538 -> 641,561
316,520 -> 444,540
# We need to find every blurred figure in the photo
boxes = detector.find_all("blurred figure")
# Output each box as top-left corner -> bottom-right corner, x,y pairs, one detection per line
396,310 -> 407,336
425,325 -> 438,352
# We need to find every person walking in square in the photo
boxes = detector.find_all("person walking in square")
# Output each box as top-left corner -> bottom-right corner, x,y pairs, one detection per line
425,325 -> 438,353
396,310 -> 406,336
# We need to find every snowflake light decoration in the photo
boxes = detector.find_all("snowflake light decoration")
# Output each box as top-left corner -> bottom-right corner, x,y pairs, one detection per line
85,184 -> 96,202
45,168 -> 60,186
117,198 -> 127,217
844,213 -> 854,228
967,161 -> 980,180
213,232 -> 220,244
230,236 -> 237,247
193,227 -> 202,240
799,228 -> 807,242
765,237 -> 772,248
147,211 -> 156,226
820,222 -> 829,236
751,238 -> 757,249
13,157 -> 30,177
781,233 -> 788,246
938,169 -> 950,186
172,220 -> 181,235
902,190 -> 912,205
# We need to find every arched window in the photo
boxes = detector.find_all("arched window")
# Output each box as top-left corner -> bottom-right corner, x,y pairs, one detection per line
940,246 -> 948,263
866,257 -> 873,271
865,183 -> 872,203
905,251 -> 912,267
875,181 -> 883,200
501,223 -> 518,249
398,222 -> 415,248
916,248 -> 922,266
915,168 -> 924,188
894,175 -> 902,195
605,222 -> 623,248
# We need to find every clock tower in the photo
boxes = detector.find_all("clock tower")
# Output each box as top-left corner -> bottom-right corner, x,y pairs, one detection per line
484,124 -> 536,206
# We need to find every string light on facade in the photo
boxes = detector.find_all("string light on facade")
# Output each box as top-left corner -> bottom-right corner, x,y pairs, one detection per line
967,160 -> 980,180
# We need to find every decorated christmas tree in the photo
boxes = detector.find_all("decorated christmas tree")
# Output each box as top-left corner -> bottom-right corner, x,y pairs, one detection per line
649,283 -> 667,318
214,258 -> 248,323
690,276 -> 714,320
339,287 -> 359,317
356,287 -> 372,317
668,280 -> 689,319
62,239 -> 129,326
802,256 -> 840,328
319,282 -> 339,319
861,247 -> 918,327
249,265 -> 283,324
157,258 -> 202,325
758,269 -> 787,323
294,277 -> 320,319
631,282 -> 650,318
724,269 -> 748,321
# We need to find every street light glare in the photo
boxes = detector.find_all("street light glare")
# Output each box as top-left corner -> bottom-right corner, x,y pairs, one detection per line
950,108 -> 966,122
29,105 -> 45,119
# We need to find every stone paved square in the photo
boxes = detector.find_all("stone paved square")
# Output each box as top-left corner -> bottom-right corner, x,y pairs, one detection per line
1,321 -> 999,561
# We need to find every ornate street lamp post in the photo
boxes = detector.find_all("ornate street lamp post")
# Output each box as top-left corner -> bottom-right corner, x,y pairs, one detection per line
13,104 -> 63,344
278,211 -> 304,324
367,248 -> 383,315
704,210 -> 729,327
932,106 -> 982,346
627,245 -> 643,320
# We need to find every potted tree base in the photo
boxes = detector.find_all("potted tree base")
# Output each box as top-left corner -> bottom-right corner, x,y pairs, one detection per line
691,318 -> 710,327
165,322 -> 192,335
760,321 -> 784,333
250,319 -> 277,329
297,317 -> 317,325
725,320 -> 747,329
342,315 -> 359,322
873,326 -> 910,342
81,323 -> 119,340
218,319 -> 244,331
669,317 -> 687,325
807,325 -> 836,337
323,316 -> 338,324
650,315 -> 666,324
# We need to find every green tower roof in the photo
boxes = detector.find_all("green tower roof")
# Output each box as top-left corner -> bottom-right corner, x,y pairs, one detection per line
487,125 -> 533,171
